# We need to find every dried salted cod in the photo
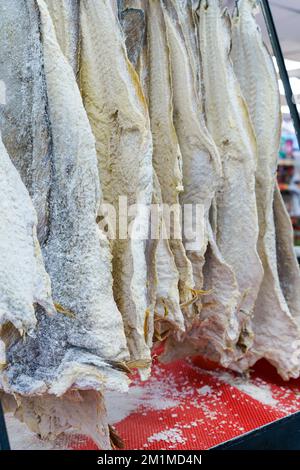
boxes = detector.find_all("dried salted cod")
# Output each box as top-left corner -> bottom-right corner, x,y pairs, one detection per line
197,0 -> 263,351
44,0 -> 80,74
1,0 -> 129,447
0,134 -> 54,354
0,0 -> 51,245
152,173 -> 185,335
118,1 -> 185,336
230,0 -> 300,378
79,0 -> 153,366
274,183 -> 300,327
39,0 -> 128,363
148,1 -> 193,318
160,2 -> 242,366
166,0 -> 201,96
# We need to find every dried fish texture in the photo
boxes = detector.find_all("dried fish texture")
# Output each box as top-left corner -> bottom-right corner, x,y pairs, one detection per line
148,1 -> 193,312
0,134 -> 54,349
163,0 -> 212,300
44,0 -> 80,74
230,0 -> 300,378
162,226 -> 242,365
160,2 -> 242,366
152,173 -> 185,334
0,0 -> 129,447
119,1 -> 185,336
0,0 -> 51,245
39,0 -> 128,363
118,0 -> 146,70
198,0 -> 263,350
79,0 -> 153,365
1,390 -> 111,450
164,0 -> 201,97
274,183 -> 300,326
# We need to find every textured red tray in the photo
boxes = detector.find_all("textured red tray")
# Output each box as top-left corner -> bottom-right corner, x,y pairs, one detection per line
67,356 -> 300,450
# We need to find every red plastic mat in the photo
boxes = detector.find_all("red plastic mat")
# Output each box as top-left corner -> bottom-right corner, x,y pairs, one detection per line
66,357 -> 300,450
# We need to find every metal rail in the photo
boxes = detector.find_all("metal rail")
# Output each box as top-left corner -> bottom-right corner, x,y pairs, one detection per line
0,400 -> 10,450
260,0 -> 300,148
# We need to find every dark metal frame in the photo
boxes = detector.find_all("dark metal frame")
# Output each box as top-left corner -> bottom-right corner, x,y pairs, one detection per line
0,401 -> 10,450
260,0 -> 300,148
213,411 -> 300,450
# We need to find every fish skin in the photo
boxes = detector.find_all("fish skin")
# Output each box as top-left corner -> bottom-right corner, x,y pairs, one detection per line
119,5 -> 146,69
162,1 -> 218,294
197,0 -> 263,350
117,1 -> 150,103
1,0 -> 130,446
0,0 -> 52,246
160,2 -> 241,366
230,0 -> 300,379
44,0 -> 80,75
0,134 -> 55,340
79,0 -> 153,365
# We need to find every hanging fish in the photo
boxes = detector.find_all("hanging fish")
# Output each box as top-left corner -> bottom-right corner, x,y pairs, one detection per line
161,0 -> 242,367
0,0 -> 130,448
197,0 -> 264,357
79,0 -> 153,370
230,0 -> 300,379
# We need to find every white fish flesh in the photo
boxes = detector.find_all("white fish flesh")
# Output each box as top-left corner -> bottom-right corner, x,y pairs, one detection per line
161,1 -> 242,366
198,0 -> 263,354
147,0 -> 193,325
119,1 -> 186,335
79,0 -> 153,365
230,0 -> 300,379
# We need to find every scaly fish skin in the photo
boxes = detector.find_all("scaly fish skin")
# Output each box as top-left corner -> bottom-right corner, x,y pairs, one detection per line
0,134 -> 55,342
118,0 -> 150,100
118,1 -> 146,70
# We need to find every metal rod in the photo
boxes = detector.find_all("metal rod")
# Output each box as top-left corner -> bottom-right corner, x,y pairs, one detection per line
0,401 -> 10,450
259,0 -> 300,148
